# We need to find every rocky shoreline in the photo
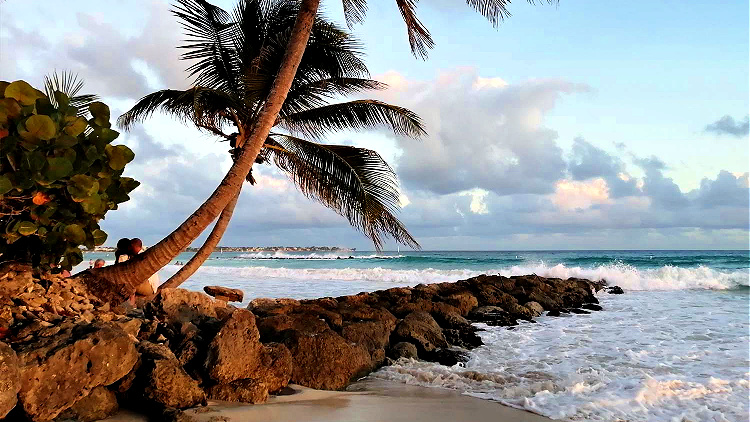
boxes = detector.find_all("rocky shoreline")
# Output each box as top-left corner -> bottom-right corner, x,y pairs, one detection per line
0,263 -> 621,421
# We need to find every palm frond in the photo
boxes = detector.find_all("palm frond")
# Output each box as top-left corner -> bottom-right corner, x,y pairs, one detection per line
266,135 -> 420,250
342,0 -> 368,28
173,0 -> 240,94
117,88 -> 237,136
282,77 -> 386,115
277,99 -> 426,139
43,71 -> 99,116
396,0 -> 558,59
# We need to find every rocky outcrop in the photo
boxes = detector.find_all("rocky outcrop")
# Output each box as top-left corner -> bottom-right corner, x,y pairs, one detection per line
0,265 -> 610,421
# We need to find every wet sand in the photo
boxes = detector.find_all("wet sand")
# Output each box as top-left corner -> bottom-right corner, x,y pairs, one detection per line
105,379 -> 551,422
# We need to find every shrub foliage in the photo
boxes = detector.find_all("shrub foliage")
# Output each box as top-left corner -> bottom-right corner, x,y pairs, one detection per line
0,80 -> 139,270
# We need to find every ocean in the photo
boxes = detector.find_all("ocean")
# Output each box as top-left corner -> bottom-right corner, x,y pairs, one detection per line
77,250 -> 750,421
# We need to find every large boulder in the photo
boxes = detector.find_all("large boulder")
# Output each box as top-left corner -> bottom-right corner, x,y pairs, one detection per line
468,306 -> 518,326
393,311 -> 447,354
15,322 -> 138,422
134,341 -> 206,410
283,329 -> 372,390
208,378 -> 268,404
0,341 -> 20,418
257,313 -> 329,341
204,309 -> 263,383
247,298 -> 300,316
148,289 -> 221,324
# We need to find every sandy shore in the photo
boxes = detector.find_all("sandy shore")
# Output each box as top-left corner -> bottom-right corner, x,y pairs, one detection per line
104,378 -> 551,422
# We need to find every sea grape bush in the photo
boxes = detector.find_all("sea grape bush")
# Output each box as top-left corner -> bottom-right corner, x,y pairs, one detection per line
0,80 -> 139,270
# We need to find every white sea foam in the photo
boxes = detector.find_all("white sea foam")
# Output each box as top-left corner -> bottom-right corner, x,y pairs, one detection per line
373,291 -> 750,421
237,251 -> 403,260
168,262 -> 749,296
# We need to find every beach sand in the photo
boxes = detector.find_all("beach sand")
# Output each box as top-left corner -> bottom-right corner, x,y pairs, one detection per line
104,378 -> 551,422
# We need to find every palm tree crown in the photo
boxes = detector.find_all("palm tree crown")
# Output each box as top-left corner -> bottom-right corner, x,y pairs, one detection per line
119,0 -> 424,250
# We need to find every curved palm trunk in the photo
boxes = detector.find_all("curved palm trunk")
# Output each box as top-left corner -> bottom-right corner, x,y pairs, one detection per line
158,192 -> 239,291
79,0 -> 322,304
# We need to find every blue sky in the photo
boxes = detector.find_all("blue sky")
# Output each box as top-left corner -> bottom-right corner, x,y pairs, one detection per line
1,0 -> 748,250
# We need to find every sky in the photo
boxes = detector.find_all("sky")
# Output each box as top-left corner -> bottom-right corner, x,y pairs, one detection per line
1,0 -> 748,250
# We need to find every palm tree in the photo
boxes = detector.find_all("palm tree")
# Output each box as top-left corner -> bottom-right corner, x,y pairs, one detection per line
117,0 -> 423,289
81,0 -> 555,304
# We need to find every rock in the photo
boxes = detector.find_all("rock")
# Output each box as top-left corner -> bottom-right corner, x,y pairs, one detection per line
135,341 -> 206,409
257,313 -> 329,341
283,329 -> 372,390
208,378 -> 268,404
149,289 -> 220,323
0,342 -> 20,419
569,308 -> 591,314
247,298 -> 300,316
15,322 -> 138,422
468,306 -> 518,327
547,310 -> 561,317
203,286 -> 244,302
65,386 -> 118,422
524,301 -> 545,317
341,320 -> 393,356
160,407 -> 198,422
388,342 -> 418,360
443,292 -> 478,316
204,309 -> 263,384
607,286 -> 624,294
423,348 -> 470,366
442,326 -> 483,349
393,311 -> 448,354
255,343 -> 293,393
581,303 -> 603,311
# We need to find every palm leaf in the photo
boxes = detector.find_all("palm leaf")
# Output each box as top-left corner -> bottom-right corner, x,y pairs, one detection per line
281,77 -> 386,115
173,0 -> 240,94
266,135 -> 420,250
395,0 -> 558,59
117,87 -> 237,136
43,71 -> 99,116
277,99 -> 426,139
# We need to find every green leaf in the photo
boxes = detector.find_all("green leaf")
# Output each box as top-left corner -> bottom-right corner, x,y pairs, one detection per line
24,115 -> 57,140
0,175 -> 12,195
88,102 -> 110,127
80,193 -> 103,214
92,229 -> 107,246
55,134 -> 78,148
63,116 -> 87,136
35,97 -> 56,115
119,177 -> 140,193
63,223 -> 86,244
5,81 -> 45,106
0,98 -> 22,125
105,144 -> 135,170
67,174 -> 99,200
53,91 -> 70,109
45,157 -> 73,181
17,221 -> 37,236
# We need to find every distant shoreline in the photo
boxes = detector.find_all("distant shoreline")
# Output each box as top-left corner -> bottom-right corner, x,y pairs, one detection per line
88,246 -> 356,253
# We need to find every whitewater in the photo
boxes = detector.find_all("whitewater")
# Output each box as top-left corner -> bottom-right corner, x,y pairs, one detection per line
79,250 -> 750,421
